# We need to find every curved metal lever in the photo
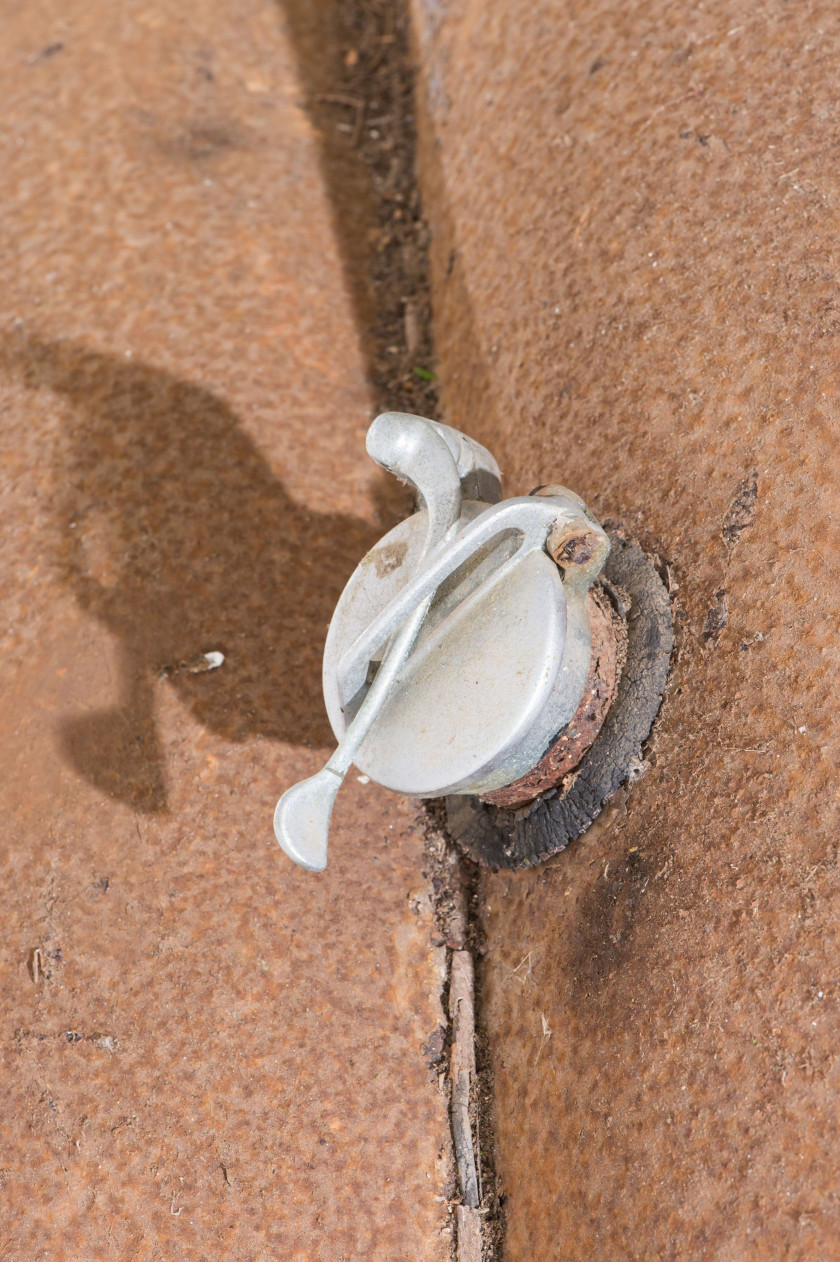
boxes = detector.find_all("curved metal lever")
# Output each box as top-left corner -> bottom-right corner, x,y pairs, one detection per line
273,414 -> 464,870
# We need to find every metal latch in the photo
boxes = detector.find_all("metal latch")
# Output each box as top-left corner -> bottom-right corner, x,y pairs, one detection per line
274,412 -> 611,870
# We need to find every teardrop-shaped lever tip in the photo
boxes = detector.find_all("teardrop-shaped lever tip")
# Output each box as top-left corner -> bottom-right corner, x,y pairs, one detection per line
274,769 -> 342,872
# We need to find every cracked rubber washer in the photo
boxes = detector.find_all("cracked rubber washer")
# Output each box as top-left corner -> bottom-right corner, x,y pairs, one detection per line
444,532 -> 673,870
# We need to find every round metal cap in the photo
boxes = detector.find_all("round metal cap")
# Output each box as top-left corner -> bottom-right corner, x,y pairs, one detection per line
323,506 -> 571,796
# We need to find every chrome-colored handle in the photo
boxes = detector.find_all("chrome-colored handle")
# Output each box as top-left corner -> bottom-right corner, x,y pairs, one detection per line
273,414 -> 608,871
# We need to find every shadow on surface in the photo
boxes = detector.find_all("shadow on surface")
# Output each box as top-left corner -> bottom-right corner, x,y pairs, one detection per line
277,0 -> 377,366
2,335 -> 384,812
276,0 -> 443,419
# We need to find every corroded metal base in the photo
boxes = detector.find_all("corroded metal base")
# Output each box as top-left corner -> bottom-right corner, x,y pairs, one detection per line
445,533 -> 673,869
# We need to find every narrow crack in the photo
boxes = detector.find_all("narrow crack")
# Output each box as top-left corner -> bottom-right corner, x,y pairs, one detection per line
424,809 -> 505,1261
281,3 -> 503,1254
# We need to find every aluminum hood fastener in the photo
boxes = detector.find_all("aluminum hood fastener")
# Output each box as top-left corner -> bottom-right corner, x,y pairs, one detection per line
274,412 -> 611,871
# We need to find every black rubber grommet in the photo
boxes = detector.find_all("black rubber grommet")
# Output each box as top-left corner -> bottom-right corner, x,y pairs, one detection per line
444,532 -> 673,870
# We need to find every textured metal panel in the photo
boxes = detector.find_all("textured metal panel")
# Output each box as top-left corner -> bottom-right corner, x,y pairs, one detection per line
0,2 -> 450,1257
413,0 -> 840,1255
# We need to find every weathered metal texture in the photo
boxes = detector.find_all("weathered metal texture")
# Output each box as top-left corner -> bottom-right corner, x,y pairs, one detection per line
0,3 -> 451,1259
412,0 -> 840,1256
481,586 -> 624,809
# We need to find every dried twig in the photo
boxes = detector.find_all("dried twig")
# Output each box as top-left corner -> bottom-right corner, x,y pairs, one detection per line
315,93 -> 366,147
456,1204 -> 483,1262
450,950 -> 479,1209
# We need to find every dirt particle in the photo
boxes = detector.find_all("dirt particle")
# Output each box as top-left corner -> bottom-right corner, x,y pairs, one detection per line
422,1026 -> 446,1066
722,474 -> 758,545
371,540 -> 408,577
703,588 -> 728,643
35,42 -> 64,61
27,947 -> 45,983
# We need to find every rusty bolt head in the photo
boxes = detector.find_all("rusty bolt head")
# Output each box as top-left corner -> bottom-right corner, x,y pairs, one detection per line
552,532 -> 598,567
530,484 -> 609,582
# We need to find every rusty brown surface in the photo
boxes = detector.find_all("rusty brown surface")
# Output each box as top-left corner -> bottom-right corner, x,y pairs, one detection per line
0,2 -> 451,1258
482,587 -> 624,809
412,0 -> 840,1257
